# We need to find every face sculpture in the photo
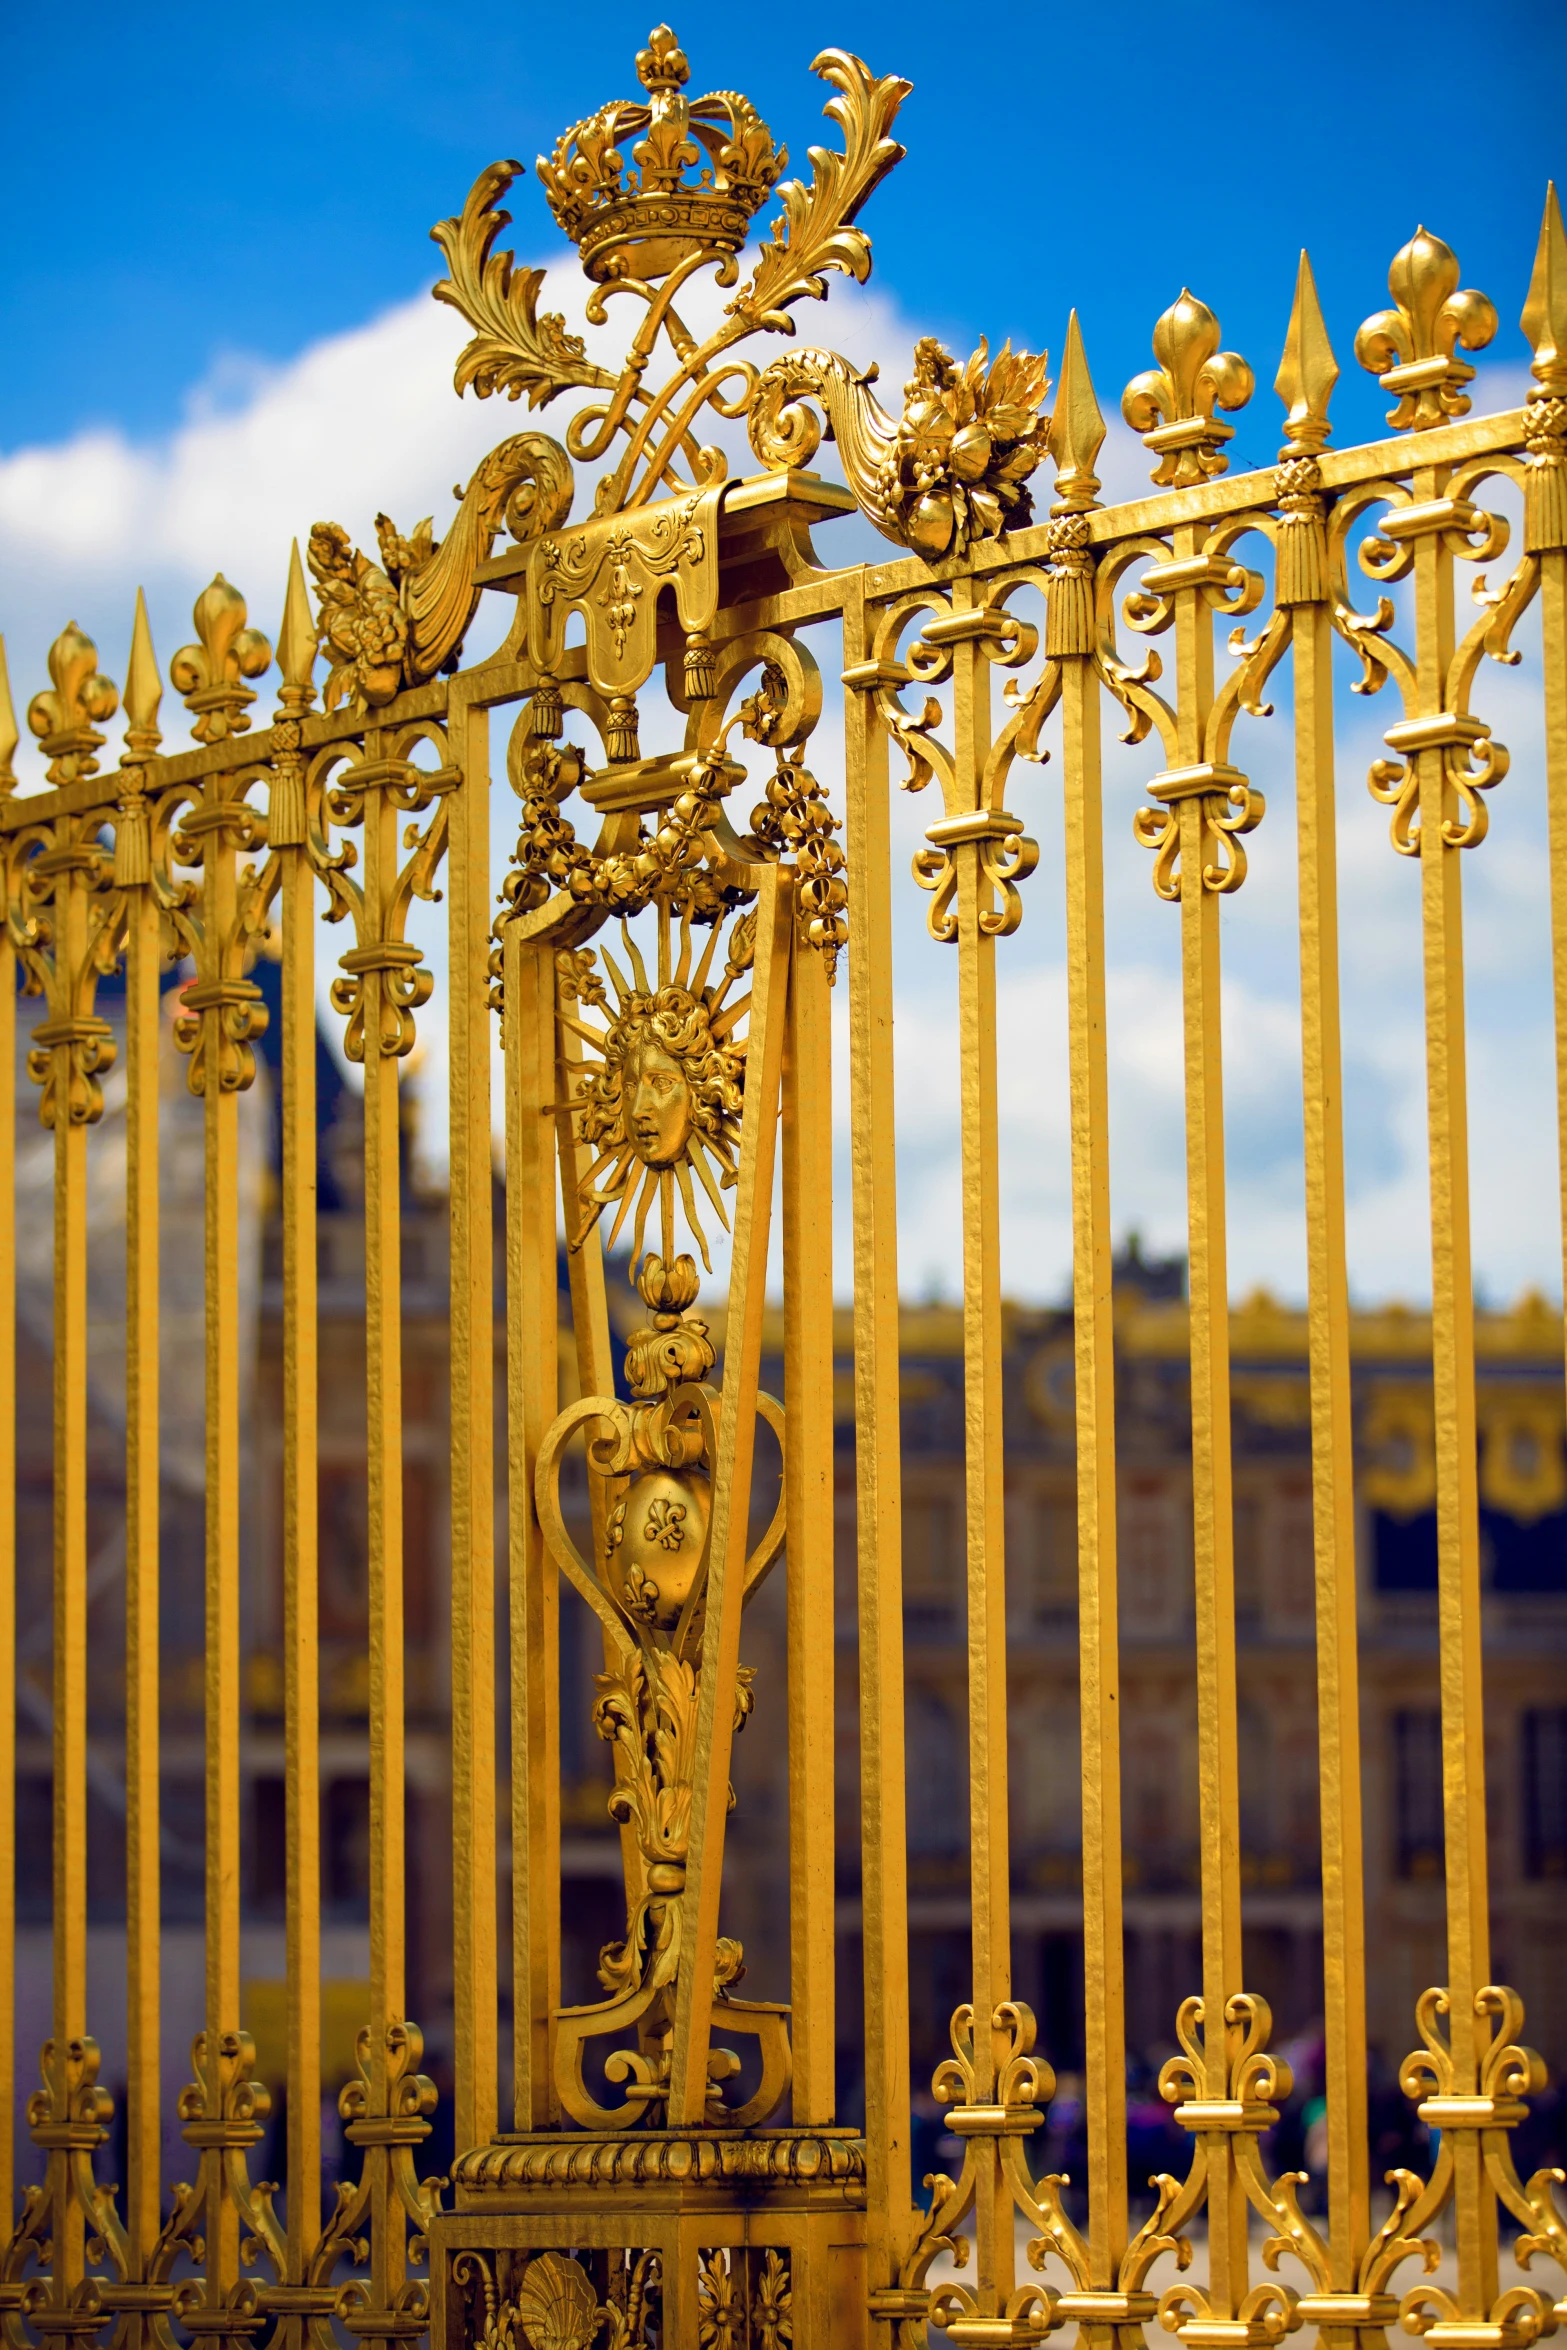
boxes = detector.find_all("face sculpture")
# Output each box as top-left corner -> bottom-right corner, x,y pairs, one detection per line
626,1040 -> 695,1168
564,917 -> 752,1271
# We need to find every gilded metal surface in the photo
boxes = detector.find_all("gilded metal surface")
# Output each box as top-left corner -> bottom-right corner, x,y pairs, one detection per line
0,28 -> 1564,2350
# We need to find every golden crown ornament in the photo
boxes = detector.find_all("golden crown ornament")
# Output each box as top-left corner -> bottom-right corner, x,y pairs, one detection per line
537,23 -> 787,283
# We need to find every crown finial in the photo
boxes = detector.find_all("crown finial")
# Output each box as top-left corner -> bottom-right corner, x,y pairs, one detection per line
537,25 -> 786,283
0,637 -> 17,796
1354,225 -> 1497,431
1523,183 -> 1567,399
1047,311 -> 1105,513
1276,251 -> 1338,458
1121,289 -> 1253,487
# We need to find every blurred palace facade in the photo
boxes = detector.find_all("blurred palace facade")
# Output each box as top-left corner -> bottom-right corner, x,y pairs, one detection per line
11,963 -> 1567,2183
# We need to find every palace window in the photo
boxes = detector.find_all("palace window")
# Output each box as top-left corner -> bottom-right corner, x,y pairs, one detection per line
1523,1708 -> 1567,1879
1394,1710 -> 1445,1880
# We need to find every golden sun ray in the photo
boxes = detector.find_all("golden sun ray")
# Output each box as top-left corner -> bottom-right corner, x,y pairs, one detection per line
628,1162 -> 660,1268
621,919 -> 652,996
675,1159 -> 712,1270
689,1137 -> 731,1231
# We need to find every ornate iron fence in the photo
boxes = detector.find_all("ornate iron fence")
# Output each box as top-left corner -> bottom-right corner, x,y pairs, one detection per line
1,21 -> 1565,2350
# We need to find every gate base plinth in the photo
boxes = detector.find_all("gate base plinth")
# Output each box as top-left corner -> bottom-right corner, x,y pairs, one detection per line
432,2131 -> 868,2350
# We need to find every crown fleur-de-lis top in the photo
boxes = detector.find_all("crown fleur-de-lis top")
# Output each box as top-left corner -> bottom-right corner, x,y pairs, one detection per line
170,574 -> 272,746
27,621 -> 120,787
1354,225 -> 1498,432
1121,289 -> 1254,487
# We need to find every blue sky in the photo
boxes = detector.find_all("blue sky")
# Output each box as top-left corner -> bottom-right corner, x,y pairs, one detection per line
1,0 -> 1564,1306
4,0 -> 1562,457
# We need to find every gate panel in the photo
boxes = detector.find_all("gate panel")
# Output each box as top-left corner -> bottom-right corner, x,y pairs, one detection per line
0,31 -> 1563,2350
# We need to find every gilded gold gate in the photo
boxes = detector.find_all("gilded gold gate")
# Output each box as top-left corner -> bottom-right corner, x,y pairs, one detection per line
1,23 -> 1566,2350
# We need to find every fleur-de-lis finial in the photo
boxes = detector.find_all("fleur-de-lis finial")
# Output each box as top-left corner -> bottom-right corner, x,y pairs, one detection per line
1121,289 -> 1254,487
1276,251 -> 1338,458
1354,225 -> 1497,431
114,588 -> 163,886
27,621 -> 120,787
170,574 -> 272,745
1047,309 -> 1106,514
0,636 -> 17,796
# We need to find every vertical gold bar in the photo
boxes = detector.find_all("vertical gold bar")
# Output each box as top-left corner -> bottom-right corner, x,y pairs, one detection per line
200,815 -> 245,2296
51,852 -> 96,2295
278,817 -> 321,2273
782,933 -> 835,2126
1409,464 -> 1496,2316
947,579 -> 1014,2305
1169,527 -> 1247,2317
1059,646 -> 1129,2282
123,846 -> 162,2266
1546,538 -> 1567,1447
667,863 -> 791,2127
0,791 -> 14,2234
1291,592 -> 1370,2287
504,927 -> 559,2130
118,588 -> 163,2279
447,697 -> 497,2155
360,743 -> 409,2316
843,584 -> 914,2295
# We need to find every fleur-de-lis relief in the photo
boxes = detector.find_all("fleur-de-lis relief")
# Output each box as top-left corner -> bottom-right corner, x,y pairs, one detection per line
170,572 -> 272,744
26,620 -> 119,786
1121,289 -> 1254,487
1354,224 -> 1498,431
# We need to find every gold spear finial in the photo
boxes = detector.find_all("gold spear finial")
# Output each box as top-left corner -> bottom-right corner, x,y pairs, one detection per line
1523,182 -> 1567,398
1047,310 -> 1106,513
277,538 -> 317,704
1522,184 -> 1567,554
1276,251 -> 1338,457
268,540 -> 317,849
122,589 -> 163,760
0,636 -> 17,795
115,589 -> 162,885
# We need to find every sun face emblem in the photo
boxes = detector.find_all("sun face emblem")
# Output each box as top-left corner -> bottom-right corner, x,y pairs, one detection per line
558,905 -> 753,1269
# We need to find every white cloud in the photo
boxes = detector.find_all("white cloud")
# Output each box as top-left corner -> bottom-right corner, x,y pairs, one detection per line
0,294 -> 1555,1308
